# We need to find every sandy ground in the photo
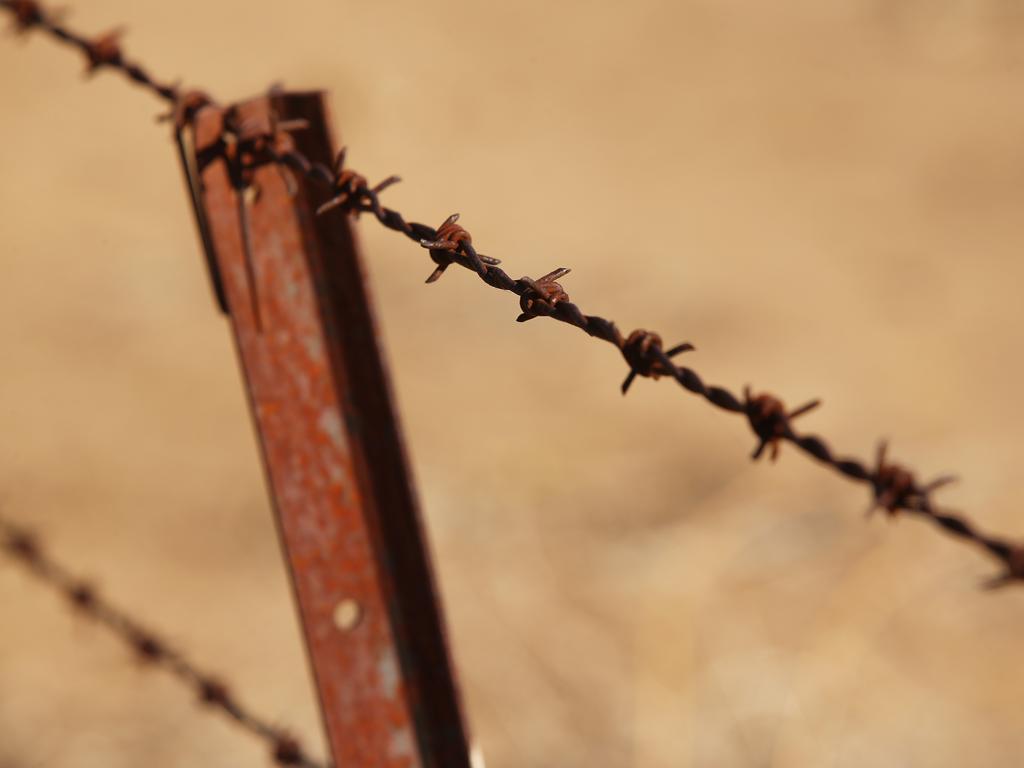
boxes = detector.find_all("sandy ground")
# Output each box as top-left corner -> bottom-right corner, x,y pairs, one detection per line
2,1 -> 1024,766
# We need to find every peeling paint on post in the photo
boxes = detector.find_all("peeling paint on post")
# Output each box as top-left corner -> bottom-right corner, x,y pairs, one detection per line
182,91 -> 472,768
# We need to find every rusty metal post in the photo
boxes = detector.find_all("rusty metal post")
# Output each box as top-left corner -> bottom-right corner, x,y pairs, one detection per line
178,91 -> 472,768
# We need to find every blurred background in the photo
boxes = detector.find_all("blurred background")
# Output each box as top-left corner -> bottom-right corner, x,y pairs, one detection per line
2,1 -> 1024,766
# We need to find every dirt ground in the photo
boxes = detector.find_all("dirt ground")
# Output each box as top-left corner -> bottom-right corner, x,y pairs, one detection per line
2,1 -> 1023,766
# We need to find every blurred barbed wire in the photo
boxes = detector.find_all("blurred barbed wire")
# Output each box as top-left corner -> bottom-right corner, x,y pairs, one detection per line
0,514 -> 326,768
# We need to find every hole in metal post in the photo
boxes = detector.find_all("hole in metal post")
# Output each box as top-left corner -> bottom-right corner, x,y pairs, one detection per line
333,598 -> 362,632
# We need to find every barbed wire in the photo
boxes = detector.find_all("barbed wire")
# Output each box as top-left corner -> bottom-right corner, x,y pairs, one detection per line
3,1 -> 1023,764
233,111 -> 1024,590
0,514 -> 327,768
1,0 -> 185,102
3,0 -> 1022,591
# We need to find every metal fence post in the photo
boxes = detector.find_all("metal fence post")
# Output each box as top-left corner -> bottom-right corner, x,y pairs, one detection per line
179,90 -> 473,768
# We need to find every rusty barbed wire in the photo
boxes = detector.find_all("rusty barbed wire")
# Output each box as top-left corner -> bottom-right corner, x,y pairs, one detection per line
0,514 -> 327,768
1,0 -> 1022,595
3,0 -> 173,101
237,120 -> 1024,589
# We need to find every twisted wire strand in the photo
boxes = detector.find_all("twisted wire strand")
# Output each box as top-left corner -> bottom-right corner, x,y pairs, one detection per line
0,515 -> 327,768
249,115 -> 1024,589
367,200 -> 1021,586
0,0 -> 205,109
2,0 -> 1022,596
